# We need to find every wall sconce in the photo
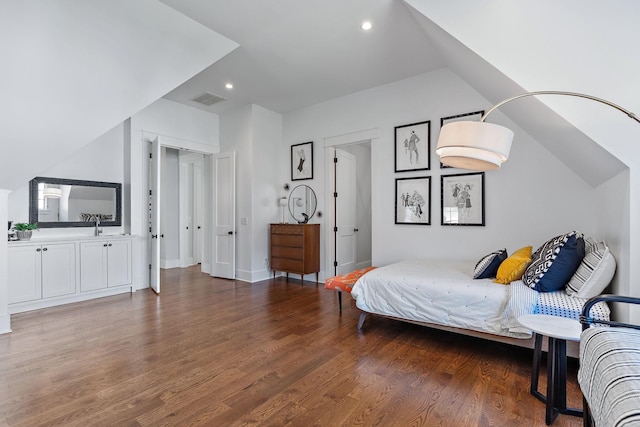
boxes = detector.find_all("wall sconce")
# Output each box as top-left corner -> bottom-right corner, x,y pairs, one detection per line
279,196 -> 288,223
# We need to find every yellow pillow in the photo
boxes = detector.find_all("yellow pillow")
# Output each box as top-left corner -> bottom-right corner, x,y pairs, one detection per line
493,246 -> 533,284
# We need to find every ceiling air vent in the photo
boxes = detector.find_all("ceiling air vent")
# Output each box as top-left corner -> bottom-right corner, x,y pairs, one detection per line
191,92 -> 226,106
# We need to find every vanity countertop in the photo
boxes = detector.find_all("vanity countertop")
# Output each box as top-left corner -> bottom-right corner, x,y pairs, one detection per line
8,234 -> 136,245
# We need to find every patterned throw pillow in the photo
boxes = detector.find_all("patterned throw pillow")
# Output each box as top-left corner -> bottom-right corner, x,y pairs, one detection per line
523,231 -> 585,292
565,238 -> 616,298
473,249 -> 508,279
494,246 -> 532,284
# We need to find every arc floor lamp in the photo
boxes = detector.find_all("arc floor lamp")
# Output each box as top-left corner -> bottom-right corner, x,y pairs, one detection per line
435,91 -> 640,171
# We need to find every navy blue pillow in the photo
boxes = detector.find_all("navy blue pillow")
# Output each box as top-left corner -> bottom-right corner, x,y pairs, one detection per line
524,233 -> 585,292
473,249 -> 508,279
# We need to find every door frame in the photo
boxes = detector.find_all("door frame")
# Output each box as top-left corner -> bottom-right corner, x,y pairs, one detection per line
179,152 -> 205,268
144,133 -> 219,292
323,128 -> 378,277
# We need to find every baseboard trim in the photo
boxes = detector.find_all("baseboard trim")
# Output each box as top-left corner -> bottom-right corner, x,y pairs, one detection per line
160,259 -> 180,269
0,313 -> 11,335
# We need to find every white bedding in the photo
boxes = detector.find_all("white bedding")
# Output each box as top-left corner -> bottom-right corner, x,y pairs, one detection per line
350,259 -> 609,339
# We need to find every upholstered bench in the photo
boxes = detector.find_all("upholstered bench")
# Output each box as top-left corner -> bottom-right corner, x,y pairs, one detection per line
579,295 -> 640,427
325,266 -> 376,312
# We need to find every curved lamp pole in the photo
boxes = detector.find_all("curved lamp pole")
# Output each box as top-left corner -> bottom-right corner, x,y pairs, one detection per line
436,91 -> 640,171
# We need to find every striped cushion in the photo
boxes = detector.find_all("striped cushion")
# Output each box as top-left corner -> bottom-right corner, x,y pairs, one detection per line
566,238 -> 616,298
579,327 -> 640,427
473,249 -> 507,279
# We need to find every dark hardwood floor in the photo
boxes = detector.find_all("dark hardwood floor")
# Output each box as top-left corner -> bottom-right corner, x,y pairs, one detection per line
0,266 -> 583,426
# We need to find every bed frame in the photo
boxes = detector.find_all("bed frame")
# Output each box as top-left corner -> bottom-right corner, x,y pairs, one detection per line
357,311 -> 581,358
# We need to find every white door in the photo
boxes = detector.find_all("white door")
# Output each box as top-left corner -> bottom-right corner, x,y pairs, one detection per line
335,148 -> 357,275
211,151 -> 236,279
194,158 -> 204,264
149,139 -> 161,293
179,161 -> 195,267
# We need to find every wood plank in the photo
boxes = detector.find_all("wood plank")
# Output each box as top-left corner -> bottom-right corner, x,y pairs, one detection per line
0,266 -> 584,426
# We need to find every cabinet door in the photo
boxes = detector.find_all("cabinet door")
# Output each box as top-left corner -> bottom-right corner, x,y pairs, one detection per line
42,243 -> 76,298
8,245 -> 42,304
80,241 -> 108,291
107,240 -> 132,287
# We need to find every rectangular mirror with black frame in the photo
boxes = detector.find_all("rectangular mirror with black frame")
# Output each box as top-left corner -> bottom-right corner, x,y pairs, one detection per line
29,177 -> 122,228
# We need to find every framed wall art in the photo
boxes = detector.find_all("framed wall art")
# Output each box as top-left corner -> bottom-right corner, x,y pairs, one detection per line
291,141 -> 313,181
395,176 -> 431,225
439,110 -> 484,168
441,172 -> 485,226
394,120 -> 430,172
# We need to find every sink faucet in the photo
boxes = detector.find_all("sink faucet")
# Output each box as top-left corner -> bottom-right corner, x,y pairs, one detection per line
94,218 -> 102,236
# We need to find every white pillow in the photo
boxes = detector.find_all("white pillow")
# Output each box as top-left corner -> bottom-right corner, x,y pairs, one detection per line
565,238 -> 616,298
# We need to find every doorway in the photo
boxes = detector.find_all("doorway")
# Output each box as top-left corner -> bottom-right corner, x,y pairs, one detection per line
325,141 -> 372,277
147,134 -> 236,294
159,148 -> 206,270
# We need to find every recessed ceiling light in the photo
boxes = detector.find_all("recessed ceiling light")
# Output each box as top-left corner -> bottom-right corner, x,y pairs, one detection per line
361,21 -> 372,31
225,83 -> 233,89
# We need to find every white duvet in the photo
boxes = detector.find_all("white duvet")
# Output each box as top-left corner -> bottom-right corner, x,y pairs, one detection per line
351,259 -> 535,339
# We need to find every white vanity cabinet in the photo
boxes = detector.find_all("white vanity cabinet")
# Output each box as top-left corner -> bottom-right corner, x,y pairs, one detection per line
8,242 -> 76,304
80,239 -> 132,291
8,235 -> 135,314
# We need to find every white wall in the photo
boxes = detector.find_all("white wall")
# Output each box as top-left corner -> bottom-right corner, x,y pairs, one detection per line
284,69 -> 599,280
8,122 -> 126,238
0,190 -> 10,333
220,105 -> 253,280
219,104 -> 283,282
406,0 -> 637,321
0,1 -> 236,192
251,105 -> 283,277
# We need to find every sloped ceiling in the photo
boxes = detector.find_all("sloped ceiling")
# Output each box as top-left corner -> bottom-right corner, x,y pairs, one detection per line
0,0 -> 238,191
158,0 -> 445,114
404,0 -> 633,187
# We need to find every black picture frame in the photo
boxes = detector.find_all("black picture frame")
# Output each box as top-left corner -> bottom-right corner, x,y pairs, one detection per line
439,110 -> 484,168
394,120 -> 430,172
291,141 -> 313,181
441,172 -> 485,226
395,176 -> 431,225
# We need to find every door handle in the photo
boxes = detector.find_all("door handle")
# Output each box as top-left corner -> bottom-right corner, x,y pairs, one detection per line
151,234 -> 158,239
354,228 -> 359,232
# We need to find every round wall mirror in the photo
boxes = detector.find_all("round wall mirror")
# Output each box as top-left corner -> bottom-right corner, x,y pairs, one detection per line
288,185 -> 317,223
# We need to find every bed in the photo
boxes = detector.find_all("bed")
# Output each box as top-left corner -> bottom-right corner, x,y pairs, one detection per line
351,232 -> 615,354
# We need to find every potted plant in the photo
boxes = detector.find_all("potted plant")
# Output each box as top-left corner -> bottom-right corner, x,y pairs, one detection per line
13,222 -> 38,240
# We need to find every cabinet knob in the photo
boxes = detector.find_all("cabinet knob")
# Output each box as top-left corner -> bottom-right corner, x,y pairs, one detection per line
42,247 -> 48,251
108,243 -> 112,247
228,231 -> 234,235
36,248 -> 41,252
103,244 -> 108,247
